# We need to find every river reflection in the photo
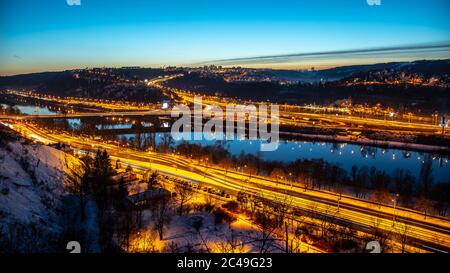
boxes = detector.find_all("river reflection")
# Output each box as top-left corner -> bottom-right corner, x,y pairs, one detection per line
6,104 -> 449,183
112,132 -> 450,184
1,103 -> 58,115
21,115 -> 450,184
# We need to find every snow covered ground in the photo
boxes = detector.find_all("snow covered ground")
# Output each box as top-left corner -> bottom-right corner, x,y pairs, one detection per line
0,141 -> 85,252
128,210 -> 262,253
125,201 -> 306,253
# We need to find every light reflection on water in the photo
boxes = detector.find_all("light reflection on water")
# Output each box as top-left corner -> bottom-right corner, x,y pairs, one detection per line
115,132 -> 450,183
7,104 -> 449,183
1,104 -> 57,115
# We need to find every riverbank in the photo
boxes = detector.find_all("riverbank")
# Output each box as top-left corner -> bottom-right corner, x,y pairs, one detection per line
280,131 -> 450,155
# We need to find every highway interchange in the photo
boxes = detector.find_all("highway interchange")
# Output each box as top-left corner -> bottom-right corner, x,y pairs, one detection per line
1,74 -> 449,252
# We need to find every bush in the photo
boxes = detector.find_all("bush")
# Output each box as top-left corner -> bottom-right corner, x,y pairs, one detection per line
332,239 -> 359,252
213,208 -> 235,225
203,203 -> 215,213
1,186 -> 9,195
313,240 -> 334,253
193,203 -> 215,213
222,201 -> 239,212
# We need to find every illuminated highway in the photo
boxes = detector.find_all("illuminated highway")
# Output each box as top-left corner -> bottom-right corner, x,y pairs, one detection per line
4,120 -> 450,253
3,90 -> 161,111
171,90 -> 446,135
1,74 -> 449,252
2,73 -> 448,139
0,110 -> 171,120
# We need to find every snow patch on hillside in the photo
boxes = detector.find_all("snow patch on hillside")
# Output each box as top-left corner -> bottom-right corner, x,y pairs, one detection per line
0,141 -> 84,251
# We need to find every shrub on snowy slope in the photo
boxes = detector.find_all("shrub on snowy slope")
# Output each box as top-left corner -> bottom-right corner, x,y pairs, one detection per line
0,141 -> 85,252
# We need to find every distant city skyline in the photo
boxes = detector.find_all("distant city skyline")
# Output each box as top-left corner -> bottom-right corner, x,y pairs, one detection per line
1,0 -> 450,75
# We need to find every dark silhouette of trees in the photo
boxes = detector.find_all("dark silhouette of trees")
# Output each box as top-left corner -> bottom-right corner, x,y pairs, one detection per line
158,134 -> 174,153
270,167 -> 285,184
395,222 -> 411,253
76,155 -> 94,222
419,154 -> 434,197
392,169 -> 415,207
151,195 -> 173,240
354,166 -> 369,198
147,171 -> 159,190
90,149 -> 113,209
413,197 -> 433,220
117,177 -> 128,202
370,188 -> 391,209
430,183 -> 450,216
174,182 -> 195,216
368,217 -> 391,253
167,142 -> 446,218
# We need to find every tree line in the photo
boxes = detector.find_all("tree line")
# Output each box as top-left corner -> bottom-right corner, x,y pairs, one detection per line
174,142 -> 449,217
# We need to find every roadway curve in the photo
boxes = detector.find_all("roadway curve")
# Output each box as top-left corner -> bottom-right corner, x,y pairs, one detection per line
5,121 -> 450,252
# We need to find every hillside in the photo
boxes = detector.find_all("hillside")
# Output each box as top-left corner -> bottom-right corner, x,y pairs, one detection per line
0,136 -> 88,252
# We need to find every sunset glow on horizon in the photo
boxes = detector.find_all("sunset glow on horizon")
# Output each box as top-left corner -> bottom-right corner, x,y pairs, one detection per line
1,0 -> 449,75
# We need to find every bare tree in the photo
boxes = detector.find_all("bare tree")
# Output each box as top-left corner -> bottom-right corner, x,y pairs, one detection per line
368,216 -> 391,253
253,214 -> 279,253
174,182 -> 195,216
248,192 -> 262,218
204,189 -> 218,210
419,154 -> 433,197
296,172 -> 310,192
216,229 -> 246,253
307,201 -> 319,219
151,196 -> 173,240
414,196 -> 433,220
237,191 -> 249,211
115,209 -> 136,252
158,134 -> 174,153
191,217 -> 211,253
395,222 -> 411,253
147,171 -> 159,190
220,157 -> 233,182
248,193 -> 283,253
243,162 -> 258,180
370,188 -> 391,209
270,167 -> 285,184
128,230 -> 159,253
272,194 -> 293,229
71,155 -> 94,222
316,205 -> 336,238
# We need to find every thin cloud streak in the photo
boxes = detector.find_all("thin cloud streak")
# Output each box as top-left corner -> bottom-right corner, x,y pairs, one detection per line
192,42 -> 450,67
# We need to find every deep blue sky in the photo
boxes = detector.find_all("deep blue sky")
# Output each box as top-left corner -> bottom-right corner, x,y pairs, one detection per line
1,0 -> 449,75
